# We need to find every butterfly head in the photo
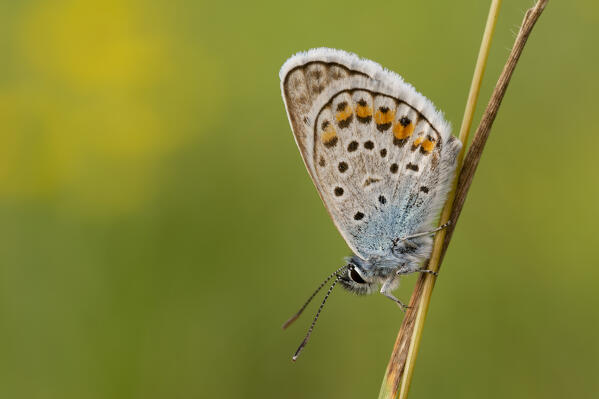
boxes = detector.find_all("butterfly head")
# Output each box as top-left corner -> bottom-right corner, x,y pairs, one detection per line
339,257 -> 377,295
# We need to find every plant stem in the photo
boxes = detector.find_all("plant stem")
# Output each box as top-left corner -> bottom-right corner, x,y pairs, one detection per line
384,3 -> 502,395
378,1 -> 548,398
456,0 -> 503,168
444,0 -> 548,253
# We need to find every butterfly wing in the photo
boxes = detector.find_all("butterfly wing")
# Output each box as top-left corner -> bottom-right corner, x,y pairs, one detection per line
280,48 -> 461,259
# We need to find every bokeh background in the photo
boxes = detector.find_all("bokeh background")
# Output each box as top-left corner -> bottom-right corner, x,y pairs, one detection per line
1,0 -> 598,398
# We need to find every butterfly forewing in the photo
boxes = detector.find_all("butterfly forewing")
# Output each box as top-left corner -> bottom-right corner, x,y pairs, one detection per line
280,48 -> 461,259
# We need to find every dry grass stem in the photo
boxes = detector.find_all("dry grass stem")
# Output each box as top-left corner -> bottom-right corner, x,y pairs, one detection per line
378,1 -> 548,398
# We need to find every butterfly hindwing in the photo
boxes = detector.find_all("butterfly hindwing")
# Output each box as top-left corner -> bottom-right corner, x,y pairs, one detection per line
280,48 -> 461,259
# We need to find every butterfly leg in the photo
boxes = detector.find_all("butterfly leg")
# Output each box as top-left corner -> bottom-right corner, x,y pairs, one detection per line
380,274 -> 409,312
417,269 -> 438,277
394,221 -> 451,244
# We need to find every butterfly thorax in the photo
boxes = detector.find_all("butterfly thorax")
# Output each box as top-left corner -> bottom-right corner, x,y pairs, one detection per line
339,234 -> 433,295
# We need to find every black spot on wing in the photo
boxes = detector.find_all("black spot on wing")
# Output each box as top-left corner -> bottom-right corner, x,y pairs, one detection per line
357,115 -> 372,124
338,115 -> 353,128
363,177 -> 381,187
376,123 -> 391,132
406,163 -> 419,171
393,138 -> 408,147
399,116 -> 411,127
324,136 -> 338,148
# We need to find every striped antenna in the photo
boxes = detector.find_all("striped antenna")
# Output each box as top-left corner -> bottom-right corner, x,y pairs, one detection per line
282,264 -> 348,330
291,273 -> 343,361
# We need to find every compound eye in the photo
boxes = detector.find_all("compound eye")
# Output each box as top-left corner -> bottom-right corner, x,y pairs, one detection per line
349,267 -> 366,284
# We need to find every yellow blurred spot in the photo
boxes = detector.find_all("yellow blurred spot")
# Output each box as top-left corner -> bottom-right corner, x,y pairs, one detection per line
19,0 -> 164,88
2,0 -> 225,216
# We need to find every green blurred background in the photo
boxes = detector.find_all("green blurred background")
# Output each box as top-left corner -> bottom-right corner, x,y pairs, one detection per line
1,0 -> 598,398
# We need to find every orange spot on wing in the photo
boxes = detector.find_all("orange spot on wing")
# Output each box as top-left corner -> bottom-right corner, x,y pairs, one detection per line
375,109 -> 395,124
335,107 -> 353,122
421,139 -> 436,153
393,121 -> 414,139
356,105 -> 372,118
322,126 -> 337,144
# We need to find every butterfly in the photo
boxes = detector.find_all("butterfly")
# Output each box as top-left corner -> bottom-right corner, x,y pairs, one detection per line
279,48 -> 461,360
